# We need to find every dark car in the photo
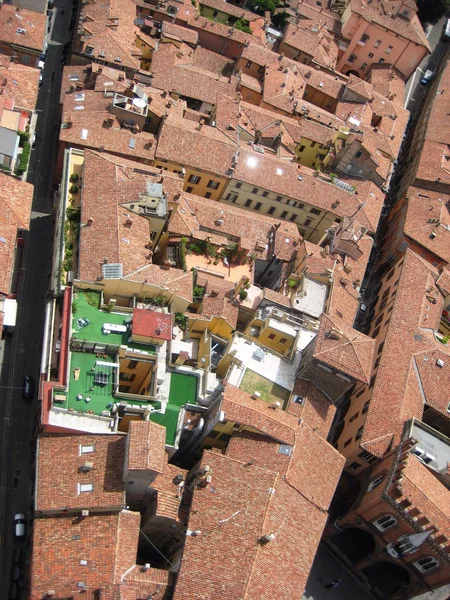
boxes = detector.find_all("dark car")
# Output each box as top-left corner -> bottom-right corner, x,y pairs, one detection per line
22,376 -> 35,400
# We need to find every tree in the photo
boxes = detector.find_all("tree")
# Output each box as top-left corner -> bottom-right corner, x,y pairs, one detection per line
271,11 -> 289,30
247,0 -> 279,16
235,18 -> 251,33
417,0 -> 450,24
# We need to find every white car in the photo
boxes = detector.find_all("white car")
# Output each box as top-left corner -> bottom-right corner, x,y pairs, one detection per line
14,514 -> 25,538
420,69 -> 434,85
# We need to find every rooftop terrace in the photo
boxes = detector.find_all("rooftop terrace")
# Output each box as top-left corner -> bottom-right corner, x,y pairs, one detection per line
52,289 -> 198,446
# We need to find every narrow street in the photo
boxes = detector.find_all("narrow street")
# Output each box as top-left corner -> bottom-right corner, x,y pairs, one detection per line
0,2 -> 73,597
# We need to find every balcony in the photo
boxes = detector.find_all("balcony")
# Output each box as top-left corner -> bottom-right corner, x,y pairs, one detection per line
404,419 -> 450,489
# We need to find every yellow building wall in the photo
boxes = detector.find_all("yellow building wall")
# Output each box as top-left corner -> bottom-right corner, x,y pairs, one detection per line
135,35 -> 153,71
295,137 -> 329,170
200,6 -> 231,25
209,316 -> 234,341
97,279 -> 191,313
153,160 -> 226,201
245,318 -> 295,356
222,178 -> 337,243
119,356 -> 155,395
132,332 -> 167,346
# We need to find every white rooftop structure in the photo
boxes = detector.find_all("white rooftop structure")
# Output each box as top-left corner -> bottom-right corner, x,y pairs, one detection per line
227,329 -> 316,390
294,277 -> 328,318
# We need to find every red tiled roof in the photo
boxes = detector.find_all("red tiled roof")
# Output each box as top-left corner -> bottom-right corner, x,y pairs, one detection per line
132,307 -> 172,340
0,173 -> 33,296
127,421 -> 166,473
36,434 -> 126,512
0,58 -> 39,112
288,379 -> 336,439
313,314 -> 376,383
362,250 -> 445,456
0,5 -> 46,53
174,421 -> 343,599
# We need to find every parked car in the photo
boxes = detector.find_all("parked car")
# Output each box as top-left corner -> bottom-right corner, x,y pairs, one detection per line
14,514 -> 25,539
47,0 -> 54,8
442,18 -> 450,41
420,69 -> 434,85
31,133 -> 36,148
39,72 -> 43,87
22,376 -> 35,400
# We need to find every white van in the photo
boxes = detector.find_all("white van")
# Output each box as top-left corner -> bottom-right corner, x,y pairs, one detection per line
14,514 -> 25,538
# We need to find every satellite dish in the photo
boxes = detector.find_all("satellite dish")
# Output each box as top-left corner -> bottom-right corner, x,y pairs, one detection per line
132,97 -> 147,109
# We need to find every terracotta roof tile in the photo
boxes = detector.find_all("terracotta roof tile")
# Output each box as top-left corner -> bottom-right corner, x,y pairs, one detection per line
73,0 -> 142,71
313,314 -> 376,383
161,20 -> 199,46
0,5 -> 46,53
0,173 -> 33,296
0,58 -> 39,111
124,265 -> 193,303
127,421 -> 166,473
36,433 -> 126,512
403,186 -> 450,263
288,379 -> 336,439
78,151 -> 166,281
362,250 -> 444,456
201,282 -> 238,328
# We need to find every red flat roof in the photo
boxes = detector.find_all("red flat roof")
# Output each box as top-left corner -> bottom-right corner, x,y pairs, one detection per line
132,308 -> 172,341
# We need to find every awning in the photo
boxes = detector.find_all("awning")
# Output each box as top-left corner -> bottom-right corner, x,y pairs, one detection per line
3,298 -> 17,327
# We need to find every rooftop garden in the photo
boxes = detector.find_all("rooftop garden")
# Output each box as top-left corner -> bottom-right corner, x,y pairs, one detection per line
239,368 -> 290,407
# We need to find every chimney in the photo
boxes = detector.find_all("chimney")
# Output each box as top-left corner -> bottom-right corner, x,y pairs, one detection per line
196,118 -> 205,131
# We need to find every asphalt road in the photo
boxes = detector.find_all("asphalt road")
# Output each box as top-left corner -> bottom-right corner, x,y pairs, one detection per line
0,2 -> 74,597
405,15 -> 448,111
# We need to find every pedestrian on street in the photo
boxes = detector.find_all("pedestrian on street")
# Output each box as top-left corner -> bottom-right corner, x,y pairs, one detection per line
324,578 -> 342,589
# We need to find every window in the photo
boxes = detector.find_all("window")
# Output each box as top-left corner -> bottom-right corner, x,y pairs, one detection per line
360,33 -> 369,43
377,342 -> 384,354
120,372 -> 136,382
375,314 -> 383,327
186,186 -> 193,193
299,145 -> 306,152
205,192 -> 212,199
380,299 -> 388,310
348,54 -> 357,63
373,515 -> 397,531
281,211 -> 288,218
80,445 -> 95,454
304,218 -> 312,227
268,333 -> 276,340
348,461 -> 361,471
414,557 -> 439,573
355,150 -> 363,158
268,206 -> 275,215
226,193 -> 238,202
246,60 -> 252,68
255,202 -> 262,210
362,401 -> 370,415
279,444 -> 293,456
213,10 -> 218,16
374,357 -> 381,369
349,412 -> 359,423
402,9 -> 409,16
310,208 -> 321,215
258,65 -> 265,74
379,58 -> 385,64
368,52 -> 374,58
382,287 -> 391,299
276,195 -> 282,202
235,182 -> 242,189
262,191 -> 269,198
355,425 -> 364,440
367,474 -> 384,491
22,54 -> 31,65
245,199 -> 252,207
252,187 -> 259,194
385,45 -> 393,54
372,326 -> 381,338
374,39 -> 381,48
317,363 -> 333,372
207,179 -> 220,189
79,483 -> 93,493
280,337 -> 287,344
359,449 -> 376,463
343,438 -> 352,448
355,388 -> 365,398
361,62 -> 368,70
188,174 -> 201,184
289,214 -> 297,222
128,360 -> 138,370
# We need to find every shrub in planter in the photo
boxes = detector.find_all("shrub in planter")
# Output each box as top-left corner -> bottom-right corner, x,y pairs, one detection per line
70,184 -> 79,194
70,173 -> 79,182
239,289 -> 248,301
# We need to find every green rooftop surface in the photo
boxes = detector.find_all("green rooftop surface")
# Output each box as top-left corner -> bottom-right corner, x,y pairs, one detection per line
71,289 -> 156,353
152,373 -> 198,445
58,289 -> 198,446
